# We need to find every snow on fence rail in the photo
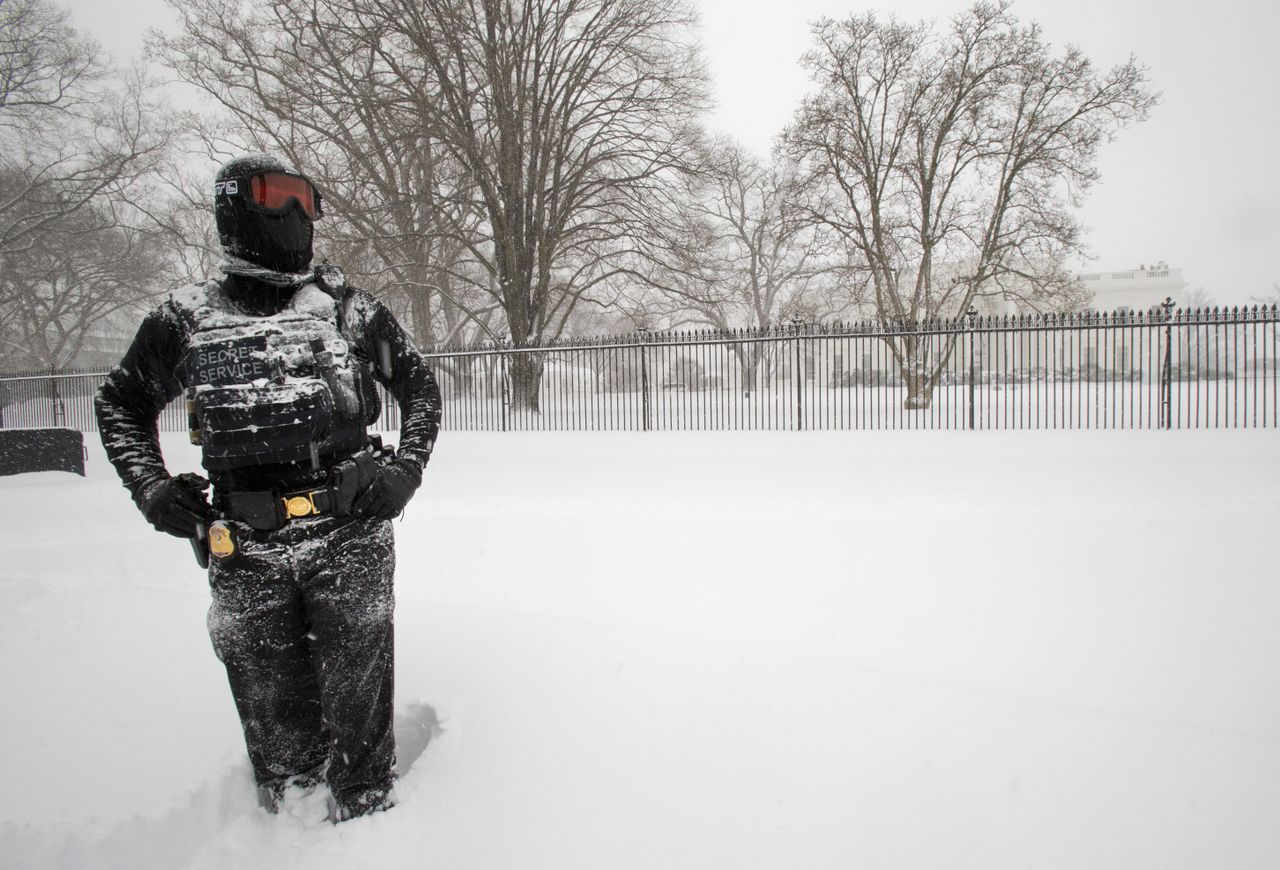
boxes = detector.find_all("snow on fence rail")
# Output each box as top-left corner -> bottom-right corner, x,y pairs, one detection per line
3,304 -> 1278,432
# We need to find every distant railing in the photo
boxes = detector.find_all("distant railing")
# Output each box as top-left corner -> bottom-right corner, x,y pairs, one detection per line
0,369 -> 404,434
421,304 -> 1279,431
3,304 -> 1278,433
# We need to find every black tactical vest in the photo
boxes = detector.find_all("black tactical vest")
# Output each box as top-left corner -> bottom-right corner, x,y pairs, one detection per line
172,280 -> 374,471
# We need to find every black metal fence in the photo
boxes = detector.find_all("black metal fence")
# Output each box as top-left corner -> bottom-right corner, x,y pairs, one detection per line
3,304 -> 1278,433
425,304 -> 1280,431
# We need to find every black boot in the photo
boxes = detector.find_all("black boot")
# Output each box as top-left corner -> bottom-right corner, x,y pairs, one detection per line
257,763 -> 327,814
327,785 -> 396,823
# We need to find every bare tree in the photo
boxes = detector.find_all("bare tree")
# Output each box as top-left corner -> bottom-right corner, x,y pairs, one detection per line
344,0 -> 710,410
677,145 -> 840,327
674,142 -> 870,389
133,156 -> 223,289
151,0 -> 497,351
154,0 -> 709,411
0,0 -> 181,374
0,176 -> 168,369
782,1 -> 1155,408
0,0 -> 173,261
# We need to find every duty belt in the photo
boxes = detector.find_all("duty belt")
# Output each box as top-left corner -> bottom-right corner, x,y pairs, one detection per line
223,486 -> 344,532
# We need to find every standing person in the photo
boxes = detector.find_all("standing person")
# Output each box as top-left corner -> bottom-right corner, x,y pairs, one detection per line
95,154 -> 442,822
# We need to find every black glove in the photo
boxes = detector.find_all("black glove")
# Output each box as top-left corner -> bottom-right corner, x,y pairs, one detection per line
132,472 -> 215,538
352,458 -> 422,520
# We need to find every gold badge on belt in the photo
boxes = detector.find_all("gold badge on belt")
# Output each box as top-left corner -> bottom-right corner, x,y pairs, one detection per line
283,493 -> 318,519
208,520 -> 236,559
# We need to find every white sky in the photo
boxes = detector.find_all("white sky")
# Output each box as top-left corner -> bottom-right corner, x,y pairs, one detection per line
67,0 -> 1280,304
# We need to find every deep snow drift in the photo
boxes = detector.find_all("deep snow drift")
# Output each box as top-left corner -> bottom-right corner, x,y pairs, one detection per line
1,430 -> 1278,869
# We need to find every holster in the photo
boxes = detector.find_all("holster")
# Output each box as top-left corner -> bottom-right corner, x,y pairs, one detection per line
330,450 -> 381,516
218,442 -> 389,532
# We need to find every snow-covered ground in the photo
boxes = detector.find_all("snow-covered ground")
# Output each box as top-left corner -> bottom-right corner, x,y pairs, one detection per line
1,429 -> 1278,869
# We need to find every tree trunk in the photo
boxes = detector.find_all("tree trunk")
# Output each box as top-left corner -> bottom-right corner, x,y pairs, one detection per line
893,331 -> 964,410
409,285 -> 434,349
733,343 -> 763,393
904,370 -> 935,409
508,353 -> 544,413
896,334 -> 936,410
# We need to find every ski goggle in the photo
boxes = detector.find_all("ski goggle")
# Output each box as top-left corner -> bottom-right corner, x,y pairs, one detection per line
216,172 -> 324,219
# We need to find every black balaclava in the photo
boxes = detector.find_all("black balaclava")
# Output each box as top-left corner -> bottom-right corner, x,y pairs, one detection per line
214,153 -> 316,276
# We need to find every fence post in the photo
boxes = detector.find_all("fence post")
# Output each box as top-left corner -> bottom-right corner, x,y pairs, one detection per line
966,307 -> 978,430
48,367 -> 67,428
500,352 -> 510,432
1161,297 -> 1175,429
638,330 -> 651,431
791,318 -> 804,430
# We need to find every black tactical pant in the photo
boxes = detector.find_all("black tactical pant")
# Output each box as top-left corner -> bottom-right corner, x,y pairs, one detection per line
206,514 -> 396,814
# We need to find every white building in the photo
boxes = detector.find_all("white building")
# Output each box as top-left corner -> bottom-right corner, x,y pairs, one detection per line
971,261 -> 1190,318
1080,261 -> 1189,313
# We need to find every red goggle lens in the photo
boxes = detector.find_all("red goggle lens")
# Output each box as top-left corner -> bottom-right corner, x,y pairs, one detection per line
248,173 -> 322,218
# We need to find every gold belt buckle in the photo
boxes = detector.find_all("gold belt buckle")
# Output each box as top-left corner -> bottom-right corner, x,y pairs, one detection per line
282,491 -> 319,520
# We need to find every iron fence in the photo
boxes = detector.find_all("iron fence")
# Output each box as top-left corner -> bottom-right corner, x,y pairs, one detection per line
426,304 -> 1280,431
3,304 -> 1278,433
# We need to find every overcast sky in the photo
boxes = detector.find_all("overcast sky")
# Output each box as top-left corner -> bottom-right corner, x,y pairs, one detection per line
66,0 -> 1279,304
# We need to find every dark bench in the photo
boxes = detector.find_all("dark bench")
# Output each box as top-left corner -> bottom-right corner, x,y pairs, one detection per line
0,428 -> 85,476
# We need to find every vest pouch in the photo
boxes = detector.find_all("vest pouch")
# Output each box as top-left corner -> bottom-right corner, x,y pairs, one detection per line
194,381 -> 334,470
356,364 -> 382,426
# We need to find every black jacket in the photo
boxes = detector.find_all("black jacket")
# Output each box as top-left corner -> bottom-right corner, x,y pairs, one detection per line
96,276 -> 442,496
